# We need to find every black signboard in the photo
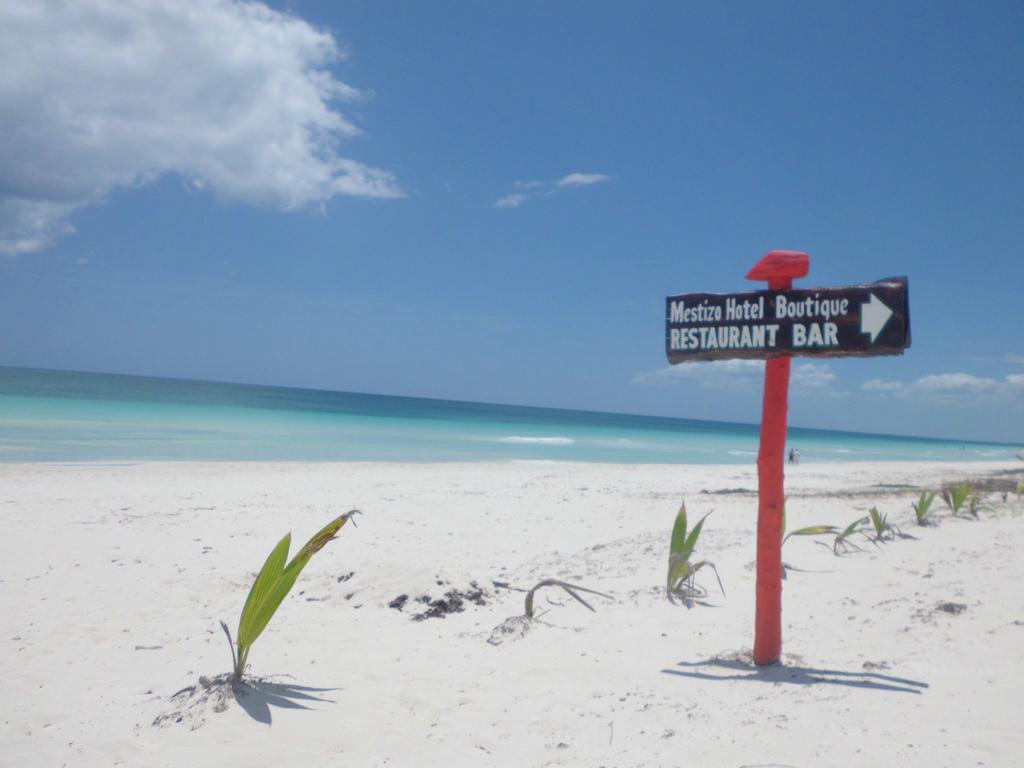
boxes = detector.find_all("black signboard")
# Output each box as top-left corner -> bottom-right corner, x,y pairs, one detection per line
665,277 -> 910,363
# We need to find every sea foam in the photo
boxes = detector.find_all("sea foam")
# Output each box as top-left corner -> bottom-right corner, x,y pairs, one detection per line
497,436 -> 575,445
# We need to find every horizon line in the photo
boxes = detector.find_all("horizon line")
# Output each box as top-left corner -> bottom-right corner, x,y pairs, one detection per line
1,363 -> 1020,450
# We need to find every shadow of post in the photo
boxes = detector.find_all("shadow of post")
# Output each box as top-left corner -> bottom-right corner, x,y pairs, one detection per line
662,655 -> 928,695
233,678 -> 338,724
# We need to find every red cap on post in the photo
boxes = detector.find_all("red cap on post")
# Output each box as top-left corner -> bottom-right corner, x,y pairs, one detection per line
746,250 -> 810,290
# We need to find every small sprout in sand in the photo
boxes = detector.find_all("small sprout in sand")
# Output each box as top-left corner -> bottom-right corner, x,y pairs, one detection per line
524,579 -> 613,619
667,500 -> 724,598
487,579 -> 612,645
911,491 -> 937,525
941,482 -> 971,516
832,516 -> 868,555
1017,480 -> 1024,500
867,506 -> 900,542
224,510 -> 360,681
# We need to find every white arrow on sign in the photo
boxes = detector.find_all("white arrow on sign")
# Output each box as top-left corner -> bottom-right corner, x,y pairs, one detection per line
860,293 -> 893,343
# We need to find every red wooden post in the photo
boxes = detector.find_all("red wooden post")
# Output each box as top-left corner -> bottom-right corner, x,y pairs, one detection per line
746,250 -> 809,666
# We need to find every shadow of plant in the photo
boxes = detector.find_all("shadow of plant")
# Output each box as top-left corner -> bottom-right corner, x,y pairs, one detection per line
666,587 -> 720,609
232,678 -> 337,724
154,673 -> 337,730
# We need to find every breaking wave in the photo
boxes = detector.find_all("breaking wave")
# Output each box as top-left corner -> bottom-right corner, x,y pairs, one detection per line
497,436 -> 575,445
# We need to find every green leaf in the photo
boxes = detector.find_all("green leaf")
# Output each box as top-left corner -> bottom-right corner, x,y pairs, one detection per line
913,491 -> 936,523
683,512 -> 711,555
667,552 -> 691,591
833,516 -> 868,554
669,501 -> 688,555
868,506 -> 883,534
690,560 -> 725,597
783,525 -> 838,544
842,516 -> 868,537
285,512 -> 356,573
243,563 -> 304,646
524,579 -> 613,618
237,533 -> 291,649
944,482 -> 971,513
958,482 -> 971,501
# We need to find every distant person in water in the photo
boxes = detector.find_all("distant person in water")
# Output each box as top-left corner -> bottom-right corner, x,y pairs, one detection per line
788,448 -> 795,464
794,448 -> 800,464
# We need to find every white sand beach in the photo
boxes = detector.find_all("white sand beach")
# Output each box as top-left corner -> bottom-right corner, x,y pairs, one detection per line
2,459 -> 1023,767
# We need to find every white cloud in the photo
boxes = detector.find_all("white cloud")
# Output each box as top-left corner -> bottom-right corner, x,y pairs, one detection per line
632,359 -> 762,389
0,200 -> 78,255
863,378 -> 904,392
633,359 -> 839,393
494,171 -> 609,209
0,0 -> 401,254
494,193 -> 527,209
556,172 -> 610,187
1002,353 -> 1024,365
863,371 -> 1024,402
791,362 -> 835,388
914,373 -> 996,392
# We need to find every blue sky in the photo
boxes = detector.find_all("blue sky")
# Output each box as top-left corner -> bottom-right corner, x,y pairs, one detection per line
1,1 -> 1022,443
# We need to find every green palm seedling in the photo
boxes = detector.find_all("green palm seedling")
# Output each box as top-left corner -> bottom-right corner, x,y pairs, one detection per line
867,506 -> 900,542
832,516 -> 868,555
911,491 -> 937,525
1018,480 -> 1024,500
941,482 -> 971,516
224,510 -> 359,681
667,500 -> 724,598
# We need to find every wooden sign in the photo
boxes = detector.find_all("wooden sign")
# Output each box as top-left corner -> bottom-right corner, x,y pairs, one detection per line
665,277 -> 910,363
663,251 -> 912,667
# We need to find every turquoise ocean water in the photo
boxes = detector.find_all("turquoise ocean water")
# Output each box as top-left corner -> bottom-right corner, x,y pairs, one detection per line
0,366 -> 1019,463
